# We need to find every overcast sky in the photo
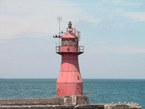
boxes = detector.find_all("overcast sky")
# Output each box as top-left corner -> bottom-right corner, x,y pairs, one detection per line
0,0 -> 145,79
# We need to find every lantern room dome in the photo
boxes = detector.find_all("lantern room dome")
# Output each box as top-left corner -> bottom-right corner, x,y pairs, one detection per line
61,33 -> 75,39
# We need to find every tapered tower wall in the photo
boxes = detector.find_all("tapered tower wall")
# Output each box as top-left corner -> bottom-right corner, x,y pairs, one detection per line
57,54 -> 83,96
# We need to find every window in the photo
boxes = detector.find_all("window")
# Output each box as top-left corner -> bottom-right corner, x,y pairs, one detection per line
62,39 -> 77,46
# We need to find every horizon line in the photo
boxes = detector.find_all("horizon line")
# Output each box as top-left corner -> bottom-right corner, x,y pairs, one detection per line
1,78 -> 145,79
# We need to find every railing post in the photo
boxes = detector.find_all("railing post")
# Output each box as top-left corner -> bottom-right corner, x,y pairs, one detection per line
56,46 -> 61,52
78,46 -> 79,52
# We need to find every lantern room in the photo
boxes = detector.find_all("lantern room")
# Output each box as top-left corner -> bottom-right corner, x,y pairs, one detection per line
53,21 -> 84,55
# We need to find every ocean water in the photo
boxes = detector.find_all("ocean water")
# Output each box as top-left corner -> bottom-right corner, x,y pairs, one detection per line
0,79 -> 144,108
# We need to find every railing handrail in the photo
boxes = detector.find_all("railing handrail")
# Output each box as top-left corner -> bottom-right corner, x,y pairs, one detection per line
56,46 -> 84,52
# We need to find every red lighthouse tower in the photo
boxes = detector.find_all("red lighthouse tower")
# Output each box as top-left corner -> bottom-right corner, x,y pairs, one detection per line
54,21 -> 84,96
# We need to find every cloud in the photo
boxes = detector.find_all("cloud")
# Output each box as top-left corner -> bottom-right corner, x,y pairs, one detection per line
114,0 -> 122,5
74,18 -> 100,29
98,19 -> 115,26
0,40 -> 8,44
0,54 -> 30,68
113,0 -> 143,6
97,20 -> 115,35
0,0 -> 84,39
123,12 -> 145,22
99,26 -> 113,35
124,30 -> 135,34
96,3 -> 101,6
115,8 -> 123,13
124,3 -> 143,6
0,54 -> 13,59
80,40 -> 105,44
85,45 -> 145,55
102,0 -> 107,3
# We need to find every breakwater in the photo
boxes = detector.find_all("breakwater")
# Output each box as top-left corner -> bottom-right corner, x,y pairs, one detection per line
0,96 -> 141,109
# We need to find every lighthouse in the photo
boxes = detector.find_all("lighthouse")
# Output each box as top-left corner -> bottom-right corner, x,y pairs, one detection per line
53,21 -> 84,96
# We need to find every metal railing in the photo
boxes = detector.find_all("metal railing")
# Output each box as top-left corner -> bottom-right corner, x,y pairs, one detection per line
56,46 -> 84,53
78,46 -> 84,52
56,46 -> 61,52
66,28 -> 80,41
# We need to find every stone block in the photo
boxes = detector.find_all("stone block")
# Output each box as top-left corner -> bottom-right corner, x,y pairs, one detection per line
0,98 -> 64,106
54,95 -> 89,105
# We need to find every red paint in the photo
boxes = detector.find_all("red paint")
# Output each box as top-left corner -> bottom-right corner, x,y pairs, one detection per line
54,21 -> 84,96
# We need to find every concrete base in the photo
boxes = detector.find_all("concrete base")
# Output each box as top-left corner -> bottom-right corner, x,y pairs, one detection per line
0,96 -> 141,109
53,95 -> 89,105
77,103 -> 141,109
0,98 -> 64,106
0,103 -> 141,109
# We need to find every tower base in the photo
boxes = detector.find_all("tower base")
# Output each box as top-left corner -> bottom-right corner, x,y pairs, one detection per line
53,95 -> 89,105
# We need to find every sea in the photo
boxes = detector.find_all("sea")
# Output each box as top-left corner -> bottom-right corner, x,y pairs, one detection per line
0,79 -> 144,108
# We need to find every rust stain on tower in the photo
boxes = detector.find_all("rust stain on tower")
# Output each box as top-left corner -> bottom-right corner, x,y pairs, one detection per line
53,21 -> 84,96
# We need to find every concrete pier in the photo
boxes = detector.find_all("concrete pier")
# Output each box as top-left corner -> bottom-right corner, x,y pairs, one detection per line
0,96 -> 141,109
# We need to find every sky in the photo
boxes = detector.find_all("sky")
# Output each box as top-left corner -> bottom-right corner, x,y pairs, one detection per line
0,0 -> 145,79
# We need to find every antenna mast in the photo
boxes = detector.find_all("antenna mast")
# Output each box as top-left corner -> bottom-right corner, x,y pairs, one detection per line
57,16 -> 62,46
57,16 -> 62,35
